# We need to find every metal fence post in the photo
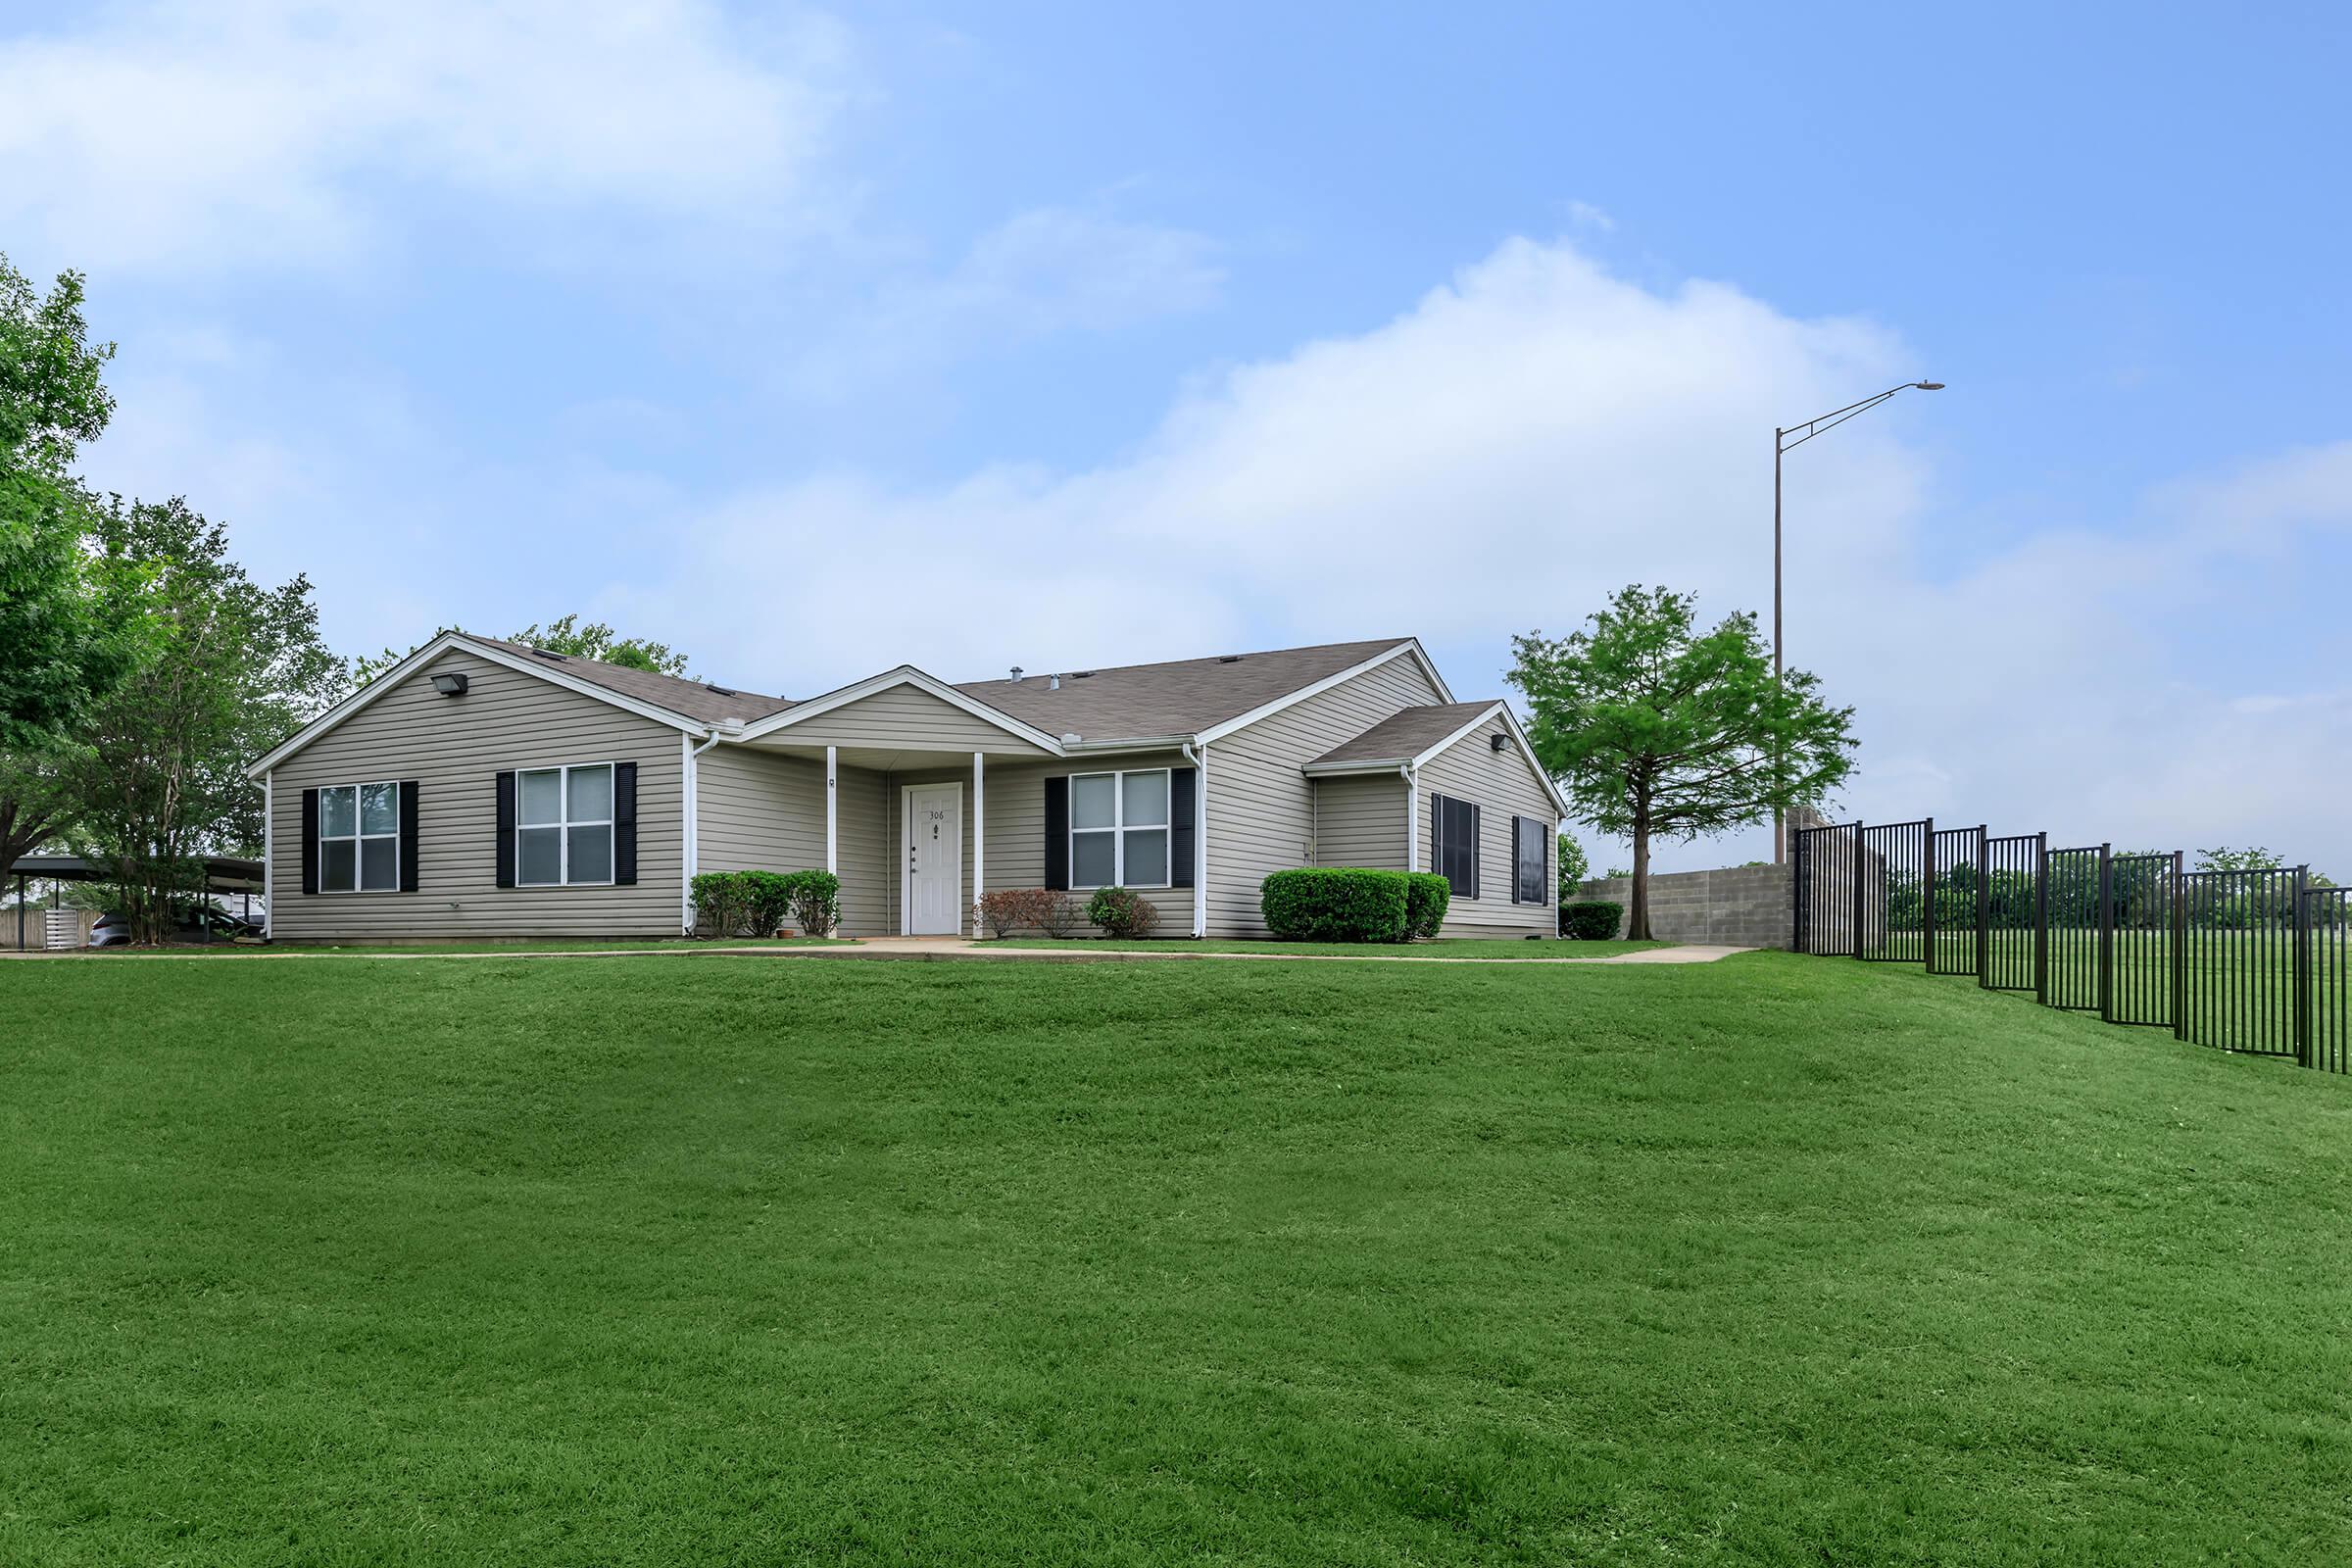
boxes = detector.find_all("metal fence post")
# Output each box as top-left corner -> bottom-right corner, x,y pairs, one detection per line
2097,843 -> 2115,1023
2033,832 -> 2049,1004
1791,828 -> 1807,954
2296,865 -> 2313,1068
2172,851 -> 2188,1043
1853,820 -> 1867,962
1921,816 -> 1936,967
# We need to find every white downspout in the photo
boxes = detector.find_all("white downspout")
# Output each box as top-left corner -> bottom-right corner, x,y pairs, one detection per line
825,745 -> 837,874
685,729 -> 722,933
263,769 -> 273,941
1181,741 -> 1208,939
1402,761 -> 1419,873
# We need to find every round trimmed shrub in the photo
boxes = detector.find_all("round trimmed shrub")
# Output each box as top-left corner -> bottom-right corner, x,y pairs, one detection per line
1260,867 -> 1409,943
1085,886 -> 1160,939
1561,900 -> 1623,941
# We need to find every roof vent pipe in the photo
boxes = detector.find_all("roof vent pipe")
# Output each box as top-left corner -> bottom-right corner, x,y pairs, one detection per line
1050,673 -> 1060,690
1009,666 -> 1024,682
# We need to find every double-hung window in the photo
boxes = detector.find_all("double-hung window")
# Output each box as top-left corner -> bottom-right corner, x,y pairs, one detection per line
319,782 -> 400,892
516,763 -> 614,886
1070,768 -> 1171,888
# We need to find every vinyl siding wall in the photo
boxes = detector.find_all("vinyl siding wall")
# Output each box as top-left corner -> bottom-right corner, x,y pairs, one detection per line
1311,774 -> 1408,869
882,751 -> 1198,938
1413,719 -> 1560,938
269,650 -> 687,940
693,746 -> 892,937
1203,656 -> 1446,936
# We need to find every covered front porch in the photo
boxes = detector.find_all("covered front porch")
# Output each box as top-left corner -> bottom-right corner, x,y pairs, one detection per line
695,667 -> 1064,938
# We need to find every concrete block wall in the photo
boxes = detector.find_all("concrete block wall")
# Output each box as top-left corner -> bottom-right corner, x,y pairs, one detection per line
1574,862 -> 1792,949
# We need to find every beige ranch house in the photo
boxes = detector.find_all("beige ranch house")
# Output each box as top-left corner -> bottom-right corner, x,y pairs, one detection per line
248,632 -> 1568,942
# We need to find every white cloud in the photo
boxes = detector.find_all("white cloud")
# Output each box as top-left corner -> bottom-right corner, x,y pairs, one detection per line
0,0 -> 853,272
617,237 -> 2352,872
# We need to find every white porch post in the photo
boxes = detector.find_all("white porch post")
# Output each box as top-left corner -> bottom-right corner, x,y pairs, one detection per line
971,751 -> 985,927
825,745 -> 837,873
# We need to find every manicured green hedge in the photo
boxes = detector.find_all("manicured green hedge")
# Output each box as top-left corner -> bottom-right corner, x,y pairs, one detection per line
1260,868 -> 1409,943
1561,900 -> 1623,941
1403,871 -> 1451,940
690,868 -> 841,938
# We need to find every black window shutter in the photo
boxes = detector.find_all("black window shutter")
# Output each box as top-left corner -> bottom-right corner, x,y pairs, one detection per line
1466,802 -> 1480,901
1170,767 -> 1196,888
495,771 -> 516,888
400,781 -> 420,892
613,761 -> 638,885
1044,776 -> 1070,891
300,788 -> 318,895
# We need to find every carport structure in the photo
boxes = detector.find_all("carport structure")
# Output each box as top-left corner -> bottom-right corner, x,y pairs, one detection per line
8,855 -> 266,950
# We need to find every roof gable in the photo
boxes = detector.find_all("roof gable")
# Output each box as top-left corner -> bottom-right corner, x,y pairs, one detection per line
246,631 -> 739,778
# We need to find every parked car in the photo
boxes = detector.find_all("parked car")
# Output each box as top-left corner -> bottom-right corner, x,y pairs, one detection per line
88,906 -> 263,947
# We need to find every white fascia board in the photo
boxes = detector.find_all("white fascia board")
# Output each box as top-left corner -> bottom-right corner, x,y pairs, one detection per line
731,664 -> 1066,755
244,632 -> 708,779
1300,759 -> 1411,777
1060,735 -> 1195,755
1196,639 -> 1456,747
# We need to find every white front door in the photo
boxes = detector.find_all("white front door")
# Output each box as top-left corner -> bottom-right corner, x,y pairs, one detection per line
904,783 -> 963,935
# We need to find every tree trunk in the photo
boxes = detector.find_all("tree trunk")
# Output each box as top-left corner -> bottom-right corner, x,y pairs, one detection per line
0,800 -> 55,887
1631,819 -> 1652,941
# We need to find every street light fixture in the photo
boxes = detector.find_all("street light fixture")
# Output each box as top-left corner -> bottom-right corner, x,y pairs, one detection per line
1773,379 -> 1945,864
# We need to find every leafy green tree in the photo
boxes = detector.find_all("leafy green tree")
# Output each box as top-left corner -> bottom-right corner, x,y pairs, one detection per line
1508,585 -> 1857,940
0,256 -> 153,882
510,613 -> 688,676
0,258 -> 146,744
352,613 -> 691,688
2196,845 -> 2282,873
1555,831 -> 1589,904
60,498 -> 341,942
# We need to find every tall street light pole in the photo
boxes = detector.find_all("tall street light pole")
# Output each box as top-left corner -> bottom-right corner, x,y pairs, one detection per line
1773,379 -> 1945,864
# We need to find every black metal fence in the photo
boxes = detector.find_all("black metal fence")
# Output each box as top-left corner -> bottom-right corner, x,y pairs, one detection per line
1793,820 -> 2347,1074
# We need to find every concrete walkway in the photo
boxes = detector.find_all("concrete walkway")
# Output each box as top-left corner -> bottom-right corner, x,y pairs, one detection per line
2,938 -> 1753,966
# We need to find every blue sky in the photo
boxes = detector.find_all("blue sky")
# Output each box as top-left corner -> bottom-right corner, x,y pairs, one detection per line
5,1 -> 2348,870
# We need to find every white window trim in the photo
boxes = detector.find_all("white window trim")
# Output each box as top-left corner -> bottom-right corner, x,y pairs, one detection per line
318,780 -> 401,895
1069,767 -> 1174,890
514,761 -> 617,888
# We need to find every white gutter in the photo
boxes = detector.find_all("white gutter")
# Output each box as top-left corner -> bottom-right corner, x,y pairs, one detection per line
1181,741 -> 1208,938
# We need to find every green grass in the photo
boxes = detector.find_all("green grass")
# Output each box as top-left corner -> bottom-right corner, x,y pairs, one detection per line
4,955 -> 2349,1563
49,936 -> 847,956
984,936 -> 1668,958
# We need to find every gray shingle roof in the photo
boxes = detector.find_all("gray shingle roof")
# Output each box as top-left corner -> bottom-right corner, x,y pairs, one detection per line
1307,701 -> 1501,765
954,637 -> 1414,741
462,635 -> 795,726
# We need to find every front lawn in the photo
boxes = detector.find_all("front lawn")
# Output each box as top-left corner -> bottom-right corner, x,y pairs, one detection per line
983,935 -> 1668,958
4,955 -> 2348,1562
